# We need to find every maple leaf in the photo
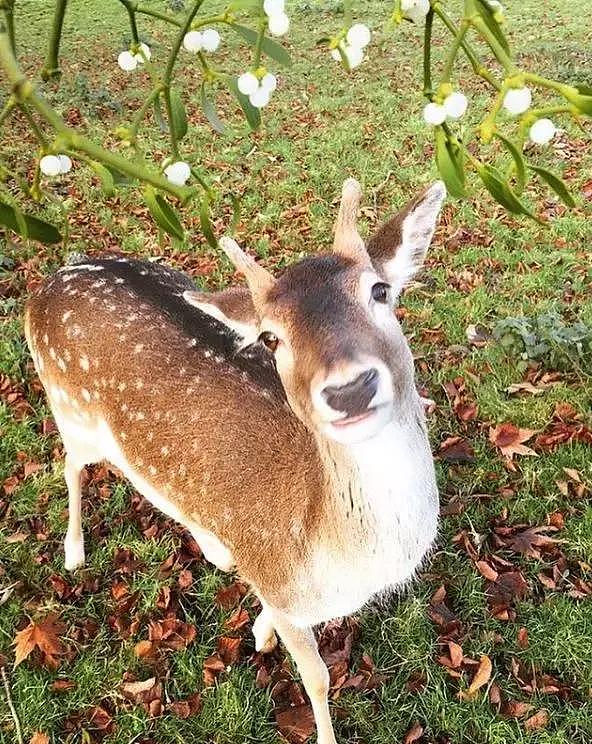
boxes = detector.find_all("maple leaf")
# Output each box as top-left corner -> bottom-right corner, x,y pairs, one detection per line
438,436 -> 475,463
506,526 -> 562,559
489,423 -> 537,459
217,636 -> 242,666
13,614 -> 66,670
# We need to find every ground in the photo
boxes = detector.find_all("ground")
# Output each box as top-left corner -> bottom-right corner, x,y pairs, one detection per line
0,1 -> 591,743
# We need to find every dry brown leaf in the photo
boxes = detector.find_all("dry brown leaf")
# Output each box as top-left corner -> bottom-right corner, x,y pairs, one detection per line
276,704 -> 316,744
13,614 -> 66,669
459,655 -> 492,700
29,734 -> 49,744
121,677 -> 157,696
403,722 -> 424,744
475,560 -> 499,582
448,641 -> 464,669
524,709 -> 550,731
489,424 -> 537,459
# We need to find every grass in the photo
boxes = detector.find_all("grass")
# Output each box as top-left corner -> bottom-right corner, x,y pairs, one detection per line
1,1 -> 592,743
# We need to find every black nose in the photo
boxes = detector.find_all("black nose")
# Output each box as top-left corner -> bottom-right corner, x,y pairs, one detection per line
322,368 -> 379,416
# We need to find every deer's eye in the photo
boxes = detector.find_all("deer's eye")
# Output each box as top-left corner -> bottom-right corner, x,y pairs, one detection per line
371,282 -> 390,304
258,331 -> 279,353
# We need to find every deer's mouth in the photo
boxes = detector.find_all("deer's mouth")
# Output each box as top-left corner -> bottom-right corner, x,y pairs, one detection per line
331,408 -> 377,428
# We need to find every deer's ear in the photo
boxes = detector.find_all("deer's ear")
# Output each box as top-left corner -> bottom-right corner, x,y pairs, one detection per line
183,287 -> 258,345
366,181 -> 446,295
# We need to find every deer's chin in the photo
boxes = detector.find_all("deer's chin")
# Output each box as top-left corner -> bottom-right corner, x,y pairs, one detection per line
321,403 -> 393,445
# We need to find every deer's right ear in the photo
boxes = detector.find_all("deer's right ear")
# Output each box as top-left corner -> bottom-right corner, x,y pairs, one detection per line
183,287 -> 258,346
366,182 -> 446,296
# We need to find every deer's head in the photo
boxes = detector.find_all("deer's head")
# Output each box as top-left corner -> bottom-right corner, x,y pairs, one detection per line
186,180 -> 445,444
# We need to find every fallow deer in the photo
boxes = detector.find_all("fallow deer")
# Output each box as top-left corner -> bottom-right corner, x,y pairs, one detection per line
24,179 -> 445,744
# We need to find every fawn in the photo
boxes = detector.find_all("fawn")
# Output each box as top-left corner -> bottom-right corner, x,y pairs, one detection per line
25,179 -> 445,744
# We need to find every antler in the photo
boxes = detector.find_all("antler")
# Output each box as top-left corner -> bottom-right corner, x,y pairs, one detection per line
332,178 -> 366,260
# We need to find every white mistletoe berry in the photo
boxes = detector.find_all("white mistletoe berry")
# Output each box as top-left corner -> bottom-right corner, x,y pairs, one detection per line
183,30 -> 203,52
238,72 -> 259,96
164,161 -> 191,186
268,12 -> 290,36
260,73 -> 277,92
423,102 -> 447,126
503,86 -> 532,115
263,0 -> 285,15
39,155 -> 62,176
249,86 -> 271,108
134,42 -> 151,63
117,50 -> 138,71
346,23 -> 371,49
344,44 -> 364,69
529,118 -> 556,145
401,0 -> 431,24
201,28 -> 221,52
443,91 -> 468,119
57,154 -> 72,174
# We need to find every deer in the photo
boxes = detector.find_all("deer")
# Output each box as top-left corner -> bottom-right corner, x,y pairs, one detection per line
24,178 -> 445,744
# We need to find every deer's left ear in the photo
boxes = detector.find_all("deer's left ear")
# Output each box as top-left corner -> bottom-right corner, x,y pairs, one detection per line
366,181 -> 446,296
183,286 -> 258,346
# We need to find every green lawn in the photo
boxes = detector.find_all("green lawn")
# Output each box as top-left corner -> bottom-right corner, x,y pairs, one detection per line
1,1 -> 591,743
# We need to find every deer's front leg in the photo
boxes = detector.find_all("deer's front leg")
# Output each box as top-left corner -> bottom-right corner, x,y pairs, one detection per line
270,609 -> 337,744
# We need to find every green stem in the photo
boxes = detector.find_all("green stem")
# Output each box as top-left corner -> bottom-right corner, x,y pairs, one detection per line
479,81 -> 508,142
1,0 -> 16,55
163,0 -> 205,156
344,0 -> 352,28
441,19 -> 469,83
19,104 -> 48,147
522,72 -> 574,96
136,4 -> 182,27
253,16 -> 266,68
422,7 -> 433,98
129,86 -> 161,141
433,4 -> 501,91
0,94 -> 16,126
117,0 -> 140,44
41,0 -> 69,81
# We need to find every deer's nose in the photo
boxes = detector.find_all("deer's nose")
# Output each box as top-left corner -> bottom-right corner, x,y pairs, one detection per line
321,368 -> 379,416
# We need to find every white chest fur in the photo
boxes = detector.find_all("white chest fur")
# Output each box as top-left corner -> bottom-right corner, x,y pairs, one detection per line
293,414 -> 439,627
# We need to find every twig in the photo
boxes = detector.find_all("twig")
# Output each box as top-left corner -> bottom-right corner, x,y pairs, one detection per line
1,666 -> 24,744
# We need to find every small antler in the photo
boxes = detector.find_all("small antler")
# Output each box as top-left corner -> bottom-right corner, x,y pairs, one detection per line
332,178 -> 366,260
219,236 -> 275,306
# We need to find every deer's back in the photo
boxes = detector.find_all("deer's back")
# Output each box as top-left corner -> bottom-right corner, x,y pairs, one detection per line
25,257 -> 325,601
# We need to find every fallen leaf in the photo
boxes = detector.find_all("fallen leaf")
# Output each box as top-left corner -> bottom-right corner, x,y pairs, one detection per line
489,424 -> 537,459
517,627 -> 529,649
13,614 -> 67,669
524,709 -> 550,731
29,734 -> 49,744
217,636 -> 242,666
448,641 -> 464,669
121,677 -> 156,696
438,436 -> 475,463
459,655 -> 492,700
506,526 -> 561,560
275,704 -> 316,744
403,722 -> 424,744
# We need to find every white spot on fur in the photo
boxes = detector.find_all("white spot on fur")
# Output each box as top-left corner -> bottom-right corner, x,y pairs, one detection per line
81,388 -> 91,402
118,382 -> 126,392
134,343 -> 144,354
62,310 -> 73,322
79,356 -> 89,371
49,347 -> 56,360
160,446 -> 169,456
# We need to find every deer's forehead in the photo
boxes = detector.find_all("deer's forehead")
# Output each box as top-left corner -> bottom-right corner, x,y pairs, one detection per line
267,255 -> 362,319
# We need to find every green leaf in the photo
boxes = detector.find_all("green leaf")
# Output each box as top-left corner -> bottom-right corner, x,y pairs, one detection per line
474,0 -> 510,54
494,132 -> 527,194
199,197 -> 218,248
0,200 -> 61,244
529,165 -> 576,207
476,163 -> 539,220
143,189 -> 184,240
89,161 -> 115,196
225,76 -> 261,131
200,82 -> 225,134
575,84 -> 592,96
169,89 -> 188,141
104,165 -> 134,185
434,127 -> 466,198
232,23 -> 292,66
